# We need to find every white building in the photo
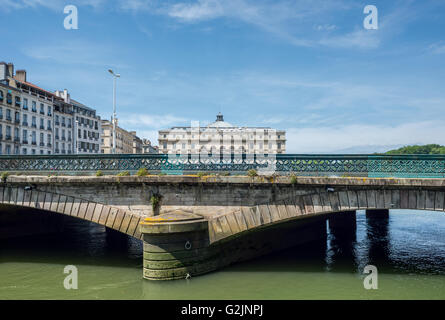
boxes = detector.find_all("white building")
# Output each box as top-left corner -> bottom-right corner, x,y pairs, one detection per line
54,90 -> 101,154
158,113 -> 286,155
1,64 -> 54,155
0,62 -> 101,155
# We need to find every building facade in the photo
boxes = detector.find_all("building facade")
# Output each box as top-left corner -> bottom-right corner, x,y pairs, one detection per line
158,113 -> 286,155
0,62 -> 101,155
141,139 -> 158,154
101,119 -> 140,154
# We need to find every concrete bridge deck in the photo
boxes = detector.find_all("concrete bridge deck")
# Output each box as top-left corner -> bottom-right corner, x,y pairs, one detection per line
2,174 -> 445,280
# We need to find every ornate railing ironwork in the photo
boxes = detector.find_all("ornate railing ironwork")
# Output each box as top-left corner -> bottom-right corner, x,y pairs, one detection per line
0,154 -> 445,177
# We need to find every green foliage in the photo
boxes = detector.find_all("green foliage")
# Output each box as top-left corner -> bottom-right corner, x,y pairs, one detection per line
1,172 -> 9,183
137,168 -> 149,176
117,171 -> 130,176
290,174 -> 297,184
385,144 -> 445,155
150,193 -> 163,212
95,170 -> 104,177
247,169 -> 258,177
222,172 -> 230,176
197,172 -> 206,177
158,172 -> 167,176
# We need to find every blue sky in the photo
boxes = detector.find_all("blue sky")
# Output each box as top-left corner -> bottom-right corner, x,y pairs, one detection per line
1,0 -> 445,153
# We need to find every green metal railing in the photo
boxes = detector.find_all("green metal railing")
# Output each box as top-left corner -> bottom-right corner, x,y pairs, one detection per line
0,153 -> 445,177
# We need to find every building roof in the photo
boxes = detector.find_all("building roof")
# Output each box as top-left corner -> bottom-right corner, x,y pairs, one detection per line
206,112 -> 235,128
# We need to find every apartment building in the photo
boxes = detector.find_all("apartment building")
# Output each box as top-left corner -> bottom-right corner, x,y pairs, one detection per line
0,62 -> 101,155
158,113 -> 286,155
54,90 -> 100,154
0,63 -> 54,155
141,139 -> 158,154
101,119 -> 140,154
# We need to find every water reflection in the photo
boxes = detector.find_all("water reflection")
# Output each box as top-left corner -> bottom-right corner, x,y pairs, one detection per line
365,211 -> 391,267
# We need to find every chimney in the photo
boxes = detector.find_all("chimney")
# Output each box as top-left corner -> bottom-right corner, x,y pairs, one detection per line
15,70 -> 27,82
0,62 -> 7,80
7,63 -> 14,78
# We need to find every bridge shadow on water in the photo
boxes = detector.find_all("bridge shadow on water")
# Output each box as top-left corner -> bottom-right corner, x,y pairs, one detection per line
0,206 -> 143,270
221,210 -> 445,277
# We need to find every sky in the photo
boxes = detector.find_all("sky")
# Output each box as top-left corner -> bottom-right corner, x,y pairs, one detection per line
1,0 -> 445,153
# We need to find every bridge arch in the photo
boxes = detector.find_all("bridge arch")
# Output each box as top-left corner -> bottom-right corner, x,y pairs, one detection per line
0,185 -> 143,239
208,188 -> 445,243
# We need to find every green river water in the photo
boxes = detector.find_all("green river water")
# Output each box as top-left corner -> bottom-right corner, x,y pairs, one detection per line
1,209 -> 444,300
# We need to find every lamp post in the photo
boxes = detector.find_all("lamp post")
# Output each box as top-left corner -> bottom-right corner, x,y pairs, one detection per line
108,69 -> 120,154
75,119 -> 79,154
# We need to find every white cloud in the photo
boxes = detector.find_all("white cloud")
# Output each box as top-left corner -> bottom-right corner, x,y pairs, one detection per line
427,42 -> 445,55
285,121 -> 445,153
168,0 -> 224,21
0,0 -> 104,11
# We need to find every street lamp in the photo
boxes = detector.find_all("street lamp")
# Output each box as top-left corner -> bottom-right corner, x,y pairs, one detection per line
108,69 -> 120,154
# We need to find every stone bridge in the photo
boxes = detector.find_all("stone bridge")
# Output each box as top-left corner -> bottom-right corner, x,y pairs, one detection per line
1,175 -> 445,280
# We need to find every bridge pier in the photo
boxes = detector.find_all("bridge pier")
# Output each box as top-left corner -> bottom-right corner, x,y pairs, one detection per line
366,209 -> 389,218
328,211 -> 357,238
141,212 -> 327,280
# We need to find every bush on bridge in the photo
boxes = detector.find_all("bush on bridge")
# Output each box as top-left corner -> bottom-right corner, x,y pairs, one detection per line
95,170 -> 104,177
117,171 -> 130,176
137,168 -> 149,176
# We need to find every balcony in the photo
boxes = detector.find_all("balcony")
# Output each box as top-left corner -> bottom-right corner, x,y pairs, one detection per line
61,123 -> 66,127
31,141 -> 36,145
31,124 -> 37,128
22,122 -> 28,126
55,135 -> 60,140
55,149 -> 60,153
32,108 -> 37,113
14,119 -> 20,124
47,127 -> 52,131
47,112 -> 52,116
61,137 -> 66,141
68,137 -> 72,142
40,142 -> 44,146
47,143 -> 52,147
61,150 -> 66,154
23,106 -> 28,110
22,140 -> 28,144
14,137 -> 20,142
55,122 -> 60,126
40,111 -> 44,115
5,135 -> 11,140
40,125 -> 45,130
67,124 -> 72,128
6,116 -> 12,121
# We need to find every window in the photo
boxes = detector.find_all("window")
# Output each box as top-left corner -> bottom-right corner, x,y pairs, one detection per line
31,131 -> 36,144
40,118 -> 44,129
23,129 -> 28,143
14,112 -> 20,123
32,116 -> 36,128
23,114 -> 28,126
40,103 -> 44,114
23,98 -> 28,110
32,101 -> 37,112
47,120 -> 52,130
40,133 -> 44,145
6,93 -> 12,104
6,109 -> 11,121
47,106 -> 52,116
6,126 -> 11,139
0,90 -> 3,101
22,148 -> 27,155
0,107 -> 2,119
15,96 -> 21,107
